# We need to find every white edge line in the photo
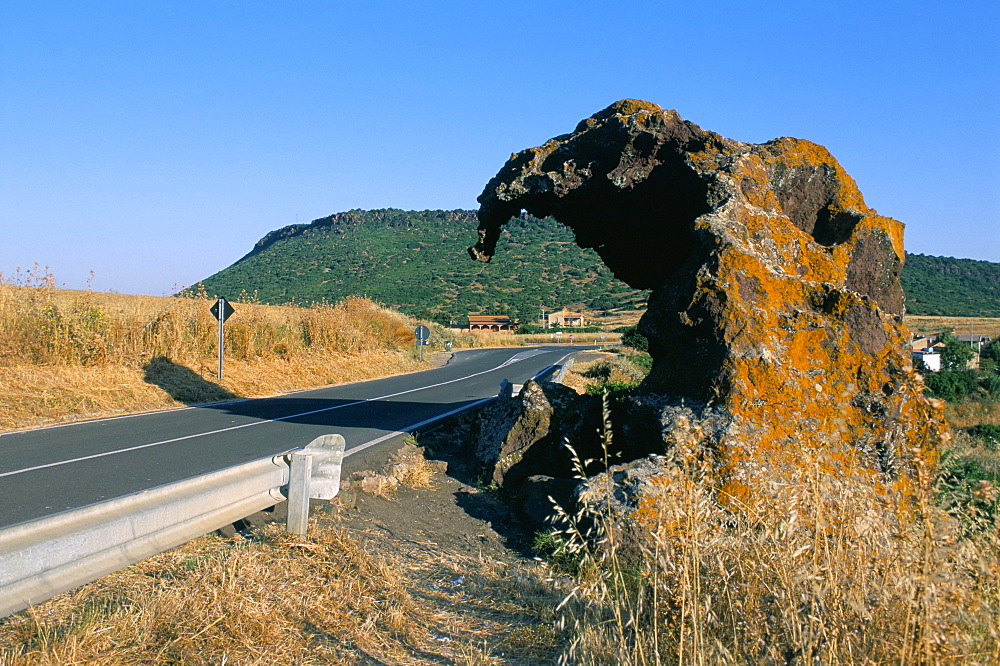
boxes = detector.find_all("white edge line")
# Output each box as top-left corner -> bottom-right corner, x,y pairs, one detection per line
0,348 -> 486,436
345,352 -> 576,459
0,349 -> 565,479
345,397 -> 495,459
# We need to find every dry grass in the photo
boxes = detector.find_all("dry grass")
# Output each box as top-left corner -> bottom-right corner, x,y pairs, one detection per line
559,353 -> 620,394
346,438 -> 445,499
444,329 -> 624,350
551,404 -> 1000,664
906,315 -> 1000,340
0,269 -> 427,431
589,309 -> 644,330
0,497 -> 565,664
946,401 -> 1000,429
0,526 -> 435,664
559,351 -> 647,395
518,331 -> 621,346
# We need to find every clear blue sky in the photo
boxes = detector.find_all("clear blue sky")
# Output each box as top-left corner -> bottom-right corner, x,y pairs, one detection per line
2,1 -> 997,295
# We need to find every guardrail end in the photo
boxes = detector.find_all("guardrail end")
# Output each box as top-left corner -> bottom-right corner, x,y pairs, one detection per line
303,434 -> 346,501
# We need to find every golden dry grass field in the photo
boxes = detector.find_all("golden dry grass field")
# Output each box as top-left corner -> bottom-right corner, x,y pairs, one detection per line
906,315 -> 1000,339
0,274 -> 434,432
0,269 -> 628,432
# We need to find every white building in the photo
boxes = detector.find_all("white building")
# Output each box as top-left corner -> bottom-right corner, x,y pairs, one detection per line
912,349 -> 942,372
547,307 -> 585,328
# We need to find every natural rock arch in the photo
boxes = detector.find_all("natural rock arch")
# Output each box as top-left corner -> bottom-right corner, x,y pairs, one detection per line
471,100 -> 945,494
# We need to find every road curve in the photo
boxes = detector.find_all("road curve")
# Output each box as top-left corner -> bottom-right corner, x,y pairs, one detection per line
0,346 -> 588,529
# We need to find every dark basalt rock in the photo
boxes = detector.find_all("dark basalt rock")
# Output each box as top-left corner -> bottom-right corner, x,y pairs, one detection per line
469,380 -> 599,488
471,100 -> 946,498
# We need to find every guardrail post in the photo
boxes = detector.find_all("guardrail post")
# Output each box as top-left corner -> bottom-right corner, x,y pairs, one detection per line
284,434 -> 345,536
553,358 -> 574,383
286,453 -> 313,536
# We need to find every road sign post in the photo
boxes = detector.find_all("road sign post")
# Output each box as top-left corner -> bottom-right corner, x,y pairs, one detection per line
209,298 -> 235,380
414,325 -> 430,362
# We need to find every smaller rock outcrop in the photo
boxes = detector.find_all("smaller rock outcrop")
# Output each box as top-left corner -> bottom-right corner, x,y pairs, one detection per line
345,443 -> 447,498
470,380 -> 599,488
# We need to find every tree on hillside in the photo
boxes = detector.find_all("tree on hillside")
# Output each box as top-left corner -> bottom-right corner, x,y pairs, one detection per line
981,339 -> 1000,375
939,331 -> 976,371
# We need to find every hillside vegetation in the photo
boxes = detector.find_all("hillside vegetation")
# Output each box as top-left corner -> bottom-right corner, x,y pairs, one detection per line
192,209 -> 649,325
192,209 -> 1000,320
903,253 -> 1000,316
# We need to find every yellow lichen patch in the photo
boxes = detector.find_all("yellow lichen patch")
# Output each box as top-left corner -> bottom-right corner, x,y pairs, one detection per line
609,98 -> 665,116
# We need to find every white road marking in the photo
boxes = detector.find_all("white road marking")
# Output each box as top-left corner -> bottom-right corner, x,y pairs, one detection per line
0,349 -> 555,479
345,398 -> 494,458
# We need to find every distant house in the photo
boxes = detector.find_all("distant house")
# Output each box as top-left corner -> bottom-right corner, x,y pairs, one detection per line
912,332 -> 992,355
956,334 -> 992,354
911,333 -> 941,351
548,307 -> 586,328
913,349 -> 942,372
467,314 -> 519,332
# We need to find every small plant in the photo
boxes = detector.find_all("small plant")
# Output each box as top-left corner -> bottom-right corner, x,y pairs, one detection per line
967,423 -> 1000,449
532,528 -> 581,575
581,351 -> 651,397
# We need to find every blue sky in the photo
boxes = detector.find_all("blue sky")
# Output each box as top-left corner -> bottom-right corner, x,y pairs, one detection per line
2,1 -> 997,295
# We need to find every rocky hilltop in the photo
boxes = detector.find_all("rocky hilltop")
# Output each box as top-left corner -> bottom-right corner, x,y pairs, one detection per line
471,99 -> 946,500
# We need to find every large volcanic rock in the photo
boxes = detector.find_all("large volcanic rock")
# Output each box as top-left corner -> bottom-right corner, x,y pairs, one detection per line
471,100 -> 945,497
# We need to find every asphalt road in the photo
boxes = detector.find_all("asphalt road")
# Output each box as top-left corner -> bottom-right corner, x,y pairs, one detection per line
0,346 -> 588,529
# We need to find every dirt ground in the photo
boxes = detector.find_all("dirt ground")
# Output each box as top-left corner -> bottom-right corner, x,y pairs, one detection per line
308,433 -> 571,663
287,350 -> 616,661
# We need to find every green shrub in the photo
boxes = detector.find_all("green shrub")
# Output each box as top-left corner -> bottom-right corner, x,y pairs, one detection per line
981,374 -> 1000,398
532,528 -> 581,575
619,326 -> 648,352
966,424 -> 1000,450
923,369 -> 980,402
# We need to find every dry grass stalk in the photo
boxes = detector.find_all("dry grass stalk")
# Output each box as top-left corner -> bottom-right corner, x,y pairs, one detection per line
551,399 -> 1000,664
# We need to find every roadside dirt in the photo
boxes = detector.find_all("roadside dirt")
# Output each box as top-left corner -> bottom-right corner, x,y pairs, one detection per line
308,432 -> 571,663
283,350 -> 613,661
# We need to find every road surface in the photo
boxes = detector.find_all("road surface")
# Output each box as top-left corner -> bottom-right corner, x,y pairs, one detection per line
0,346 -> 587,529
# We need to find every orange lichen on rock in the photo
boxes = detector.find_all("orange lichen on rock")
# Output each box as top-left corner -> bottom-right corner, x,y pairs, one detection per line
472,99 -> 946,498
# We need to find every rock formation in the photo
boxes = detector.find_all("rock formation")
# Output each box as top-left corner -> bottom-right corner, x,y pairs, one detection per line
471,100 -> 946,501
469,381 -> 593,487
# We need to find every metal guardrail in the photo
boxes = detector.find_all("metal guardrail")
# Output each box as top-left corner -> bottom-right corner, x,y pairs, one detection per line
0,434 -> 345,618
552,356 -> 575,383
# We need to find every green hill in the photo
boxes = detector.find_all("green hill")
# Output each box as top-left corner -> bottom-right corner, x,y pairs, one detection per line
190,209 -> 1000,321
900,253 -> 1000,317
192,209 -> 648,326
